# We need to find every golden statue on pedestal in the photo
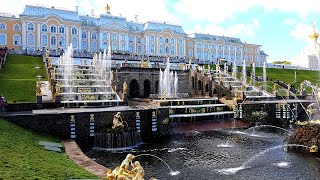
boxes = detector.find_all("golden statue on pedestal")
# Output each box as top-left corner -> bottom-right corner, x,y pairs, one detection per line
107,154 -> 146,180
105,4 -> 111,14
48,58 -> 52,68
140,59 -> 150,68
36,79 -> 42,96
112,112 -> 124,129
310,145 -> 318,153
45,49 -> 50,59
55,81 -> 61,97
123,82 -> 128,94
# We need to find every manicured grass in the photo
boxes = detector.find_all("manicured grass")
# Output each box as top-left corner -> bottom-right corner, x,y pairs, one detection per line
0,55 -> 47,103
0,119 -> 97,179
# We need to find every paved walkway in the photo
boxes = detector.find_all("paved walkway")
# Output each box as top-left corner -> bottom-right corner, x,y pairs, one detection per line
62,140 -> 108,179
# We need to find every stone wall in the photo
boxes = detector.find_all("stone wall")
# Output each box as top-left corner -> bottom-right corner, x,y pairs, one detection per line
5,108 -> 169,148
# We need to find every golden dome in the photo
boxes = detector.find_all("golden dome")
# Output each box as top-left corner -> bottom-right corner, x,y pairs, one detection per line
309,22 -> 319,40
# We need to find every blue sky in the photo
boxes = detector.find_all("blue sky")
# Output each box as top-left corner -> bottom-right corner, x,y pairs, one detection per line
1,0 -> 319,67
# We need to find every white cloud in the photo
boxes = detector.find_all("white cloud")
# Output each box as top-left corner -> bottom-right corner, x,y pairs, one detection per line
282,18 -> 297,25
289,23 -> 313,40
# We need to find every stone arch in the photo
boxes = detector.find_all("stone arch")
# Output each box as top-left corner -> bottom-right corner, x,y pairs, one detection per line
129,79 -> 139,98
143,79 -> 151,98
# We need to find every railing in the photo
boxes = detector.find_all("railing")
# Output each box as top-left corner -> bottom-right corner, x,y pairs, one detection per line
149,93 -> 189,99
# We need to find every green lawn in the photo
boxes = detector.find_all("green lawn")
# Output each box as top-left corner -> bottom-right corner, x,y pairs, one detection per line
0,55 -> 47,103
0,119 -> 97,179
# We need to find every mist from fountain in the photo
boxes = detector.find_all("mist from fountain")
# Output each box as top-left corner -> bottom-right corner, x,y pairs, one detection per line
159,58 -> 178,98
263,61 -> 267,91
242,59 -> 246,84
245,125 -> 292,134
252,63 -> 255,86
232,59 -> 237,78
60,44 -> 74,100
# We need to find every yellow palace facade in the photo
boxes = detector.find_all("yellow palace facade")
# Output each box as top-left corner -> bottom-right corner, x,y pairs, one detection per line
0,4 -> 268,65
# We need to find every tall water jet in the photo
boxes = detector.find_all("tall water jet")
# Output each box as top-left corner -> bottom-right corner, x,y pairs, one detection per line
242,59 -> 246,84
159,58 -> 178,98
252,63 -> 255,86
263,61 -> 267,91
232,59 -> 237,78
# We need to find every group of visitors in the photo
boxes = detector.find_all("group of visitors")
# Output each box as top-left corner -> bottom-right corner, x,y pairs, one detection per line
275,80 -> 298,94
0,47 -> 7,68
0,95 -> 7,115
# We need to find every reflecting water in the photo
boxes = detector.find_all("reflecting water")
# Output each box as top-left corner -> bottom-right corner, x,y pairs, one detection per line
86,120 -> 320,180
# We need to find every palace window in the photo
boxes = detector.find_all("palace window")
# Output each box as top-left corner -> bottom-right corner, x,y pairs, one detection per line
250,55 -> 253,62
171,46 -> 175,55
197,43 -> 202,48
121,34 -> 125,41
121,43 -> 126,51
82,41 -> 87,49
13,35 -> 20,46
50,36 -> 56,45
137,37 -> 141,43
165,46 -> 169,54
59,36 -> 65,46
41,35 -> 48,45
205,44 -> 208,49
71,27 -> 77,35
92,32 -> 97,39
189,49 -> 193,57
41,24 -> 47,32
58,26 -> 65,34
112,33 -> 117,41
244,54 -> 248,61
159,37 -> 163,44
231,46 -> 234,50
165,38 -> 169,44
92,42 -> 97,52
150,36 -> 155,43
171,38 -> 174,44
0,23 -> 6,30
250,48 -> 253,53
179,39 -> 182,46
103,32 -> 108,40
218,45 -> 222,50
112,42 -> 117,50
205,51 -> 209,59
212,44 -> 215,49
160,45 -> 163,54
28,33 -> 34,45
27,23 -> 34,31
102,42 -> 108,49
0,33 -> 6,45
72,37 -> 78,48
256,48 -> 259,53
197,50 -> 202,58
150,44 -> 155,53
14,24 -> 20,31
180,46 -> 183,55
188,42 -> 193,47
129,44 -> 133,53
128,35 -> 133,42
50,25 -> 56,33
137,45 -> 142,54
244,47 -> 247,52
256,55 -> 259,62
82,32 -> 87,39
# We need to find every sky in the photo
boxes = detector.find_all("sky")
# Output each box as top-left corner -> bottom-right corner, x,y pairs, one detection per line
0,0 -> 320,67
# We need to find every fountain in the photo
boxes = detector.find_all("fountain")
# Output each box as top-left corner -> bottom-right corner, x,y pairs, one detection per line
242,59 -> 246,84
263,61 -> 267,91
158,57 -> 179,99
251,63 -> 255,86
232,59 -> 237,78
55,44 -> 121,106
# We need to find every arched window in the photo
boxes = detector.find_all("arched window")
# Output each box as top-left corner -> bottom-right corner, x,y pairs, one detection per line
197,50 -> 202,58
197,43 -> 202,48
137,37 -> 141,43
59,36 -> 65,46
82,32 -> 87,39
159,37 -> 163,44
179,39 -> 182,45
165,38 -> 169,44
41,35 -> 48,45
0,33 -> 6,45
150,44 -> 155,53
205,51 -> 209,59
72,27 -> 77,35
112,33 -> 117,41
59,26 -> 64,33
92,32 -> 97,39
112,42 -> 117,50
160,45 -> 163,54
137,45 -> 142,54
128,36 -> 133,42
165,46 -> 169,54
13,34 -> 20,46
250,55 -> 253,62
103,33 -> 108,40
250,48 -> 253,53
92,42 -> 97,52
121,34 -> 125,41
27,23 -> 34,31
14,24 -> 20,31
28,34 -> 34,45
50,25 -> 56,33
212,44 -> 215,49
171,38 -> 174,44
82,41 -> 87,49
102,42 -> 108,49
150,36 -> 155,43
121,43 -> 126,51
218,45 -> 222,50
189,49 -> 193,57
205,44 -> 208,49
171,46 -> 175,55
50,36 -> 56,45
179,46 -> 183,55
0,23 -> 6,30
129,44 -> 133,53
244,54 -> 248,61
41,24 -> 47,32
72,37 -> 78,48
244,47 -> 247,52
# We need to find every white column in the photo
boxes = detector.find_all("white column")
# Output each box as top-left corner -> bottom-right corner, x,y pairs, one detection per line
78,28 -> 82,50
65,26 -> 69,47
37,24 -> 40,49
22,21 -> 27,49
88,31 -> 91,51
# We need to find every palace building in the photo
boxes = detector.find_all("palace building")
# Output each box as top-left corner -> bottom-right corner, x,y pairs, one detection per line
0,4 -> 268,65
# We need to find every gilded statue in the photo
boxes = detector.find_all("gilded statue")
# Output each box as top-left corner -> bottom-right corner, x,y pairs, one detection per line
48,58 -> 52,68
123,82 -> 128,94
105,4 -> 111,14
112,112 -> 124,129
107,154 -> 147,180
36,79 -> 42,96
45,49 -> 50,58
140,59 -> 150,68
55,81 -> 61,96
161,91 -> 167,101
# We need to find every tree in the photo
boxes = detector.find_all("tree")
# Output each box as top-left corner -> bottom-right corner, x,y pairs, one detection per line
272,60 -> 292,65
